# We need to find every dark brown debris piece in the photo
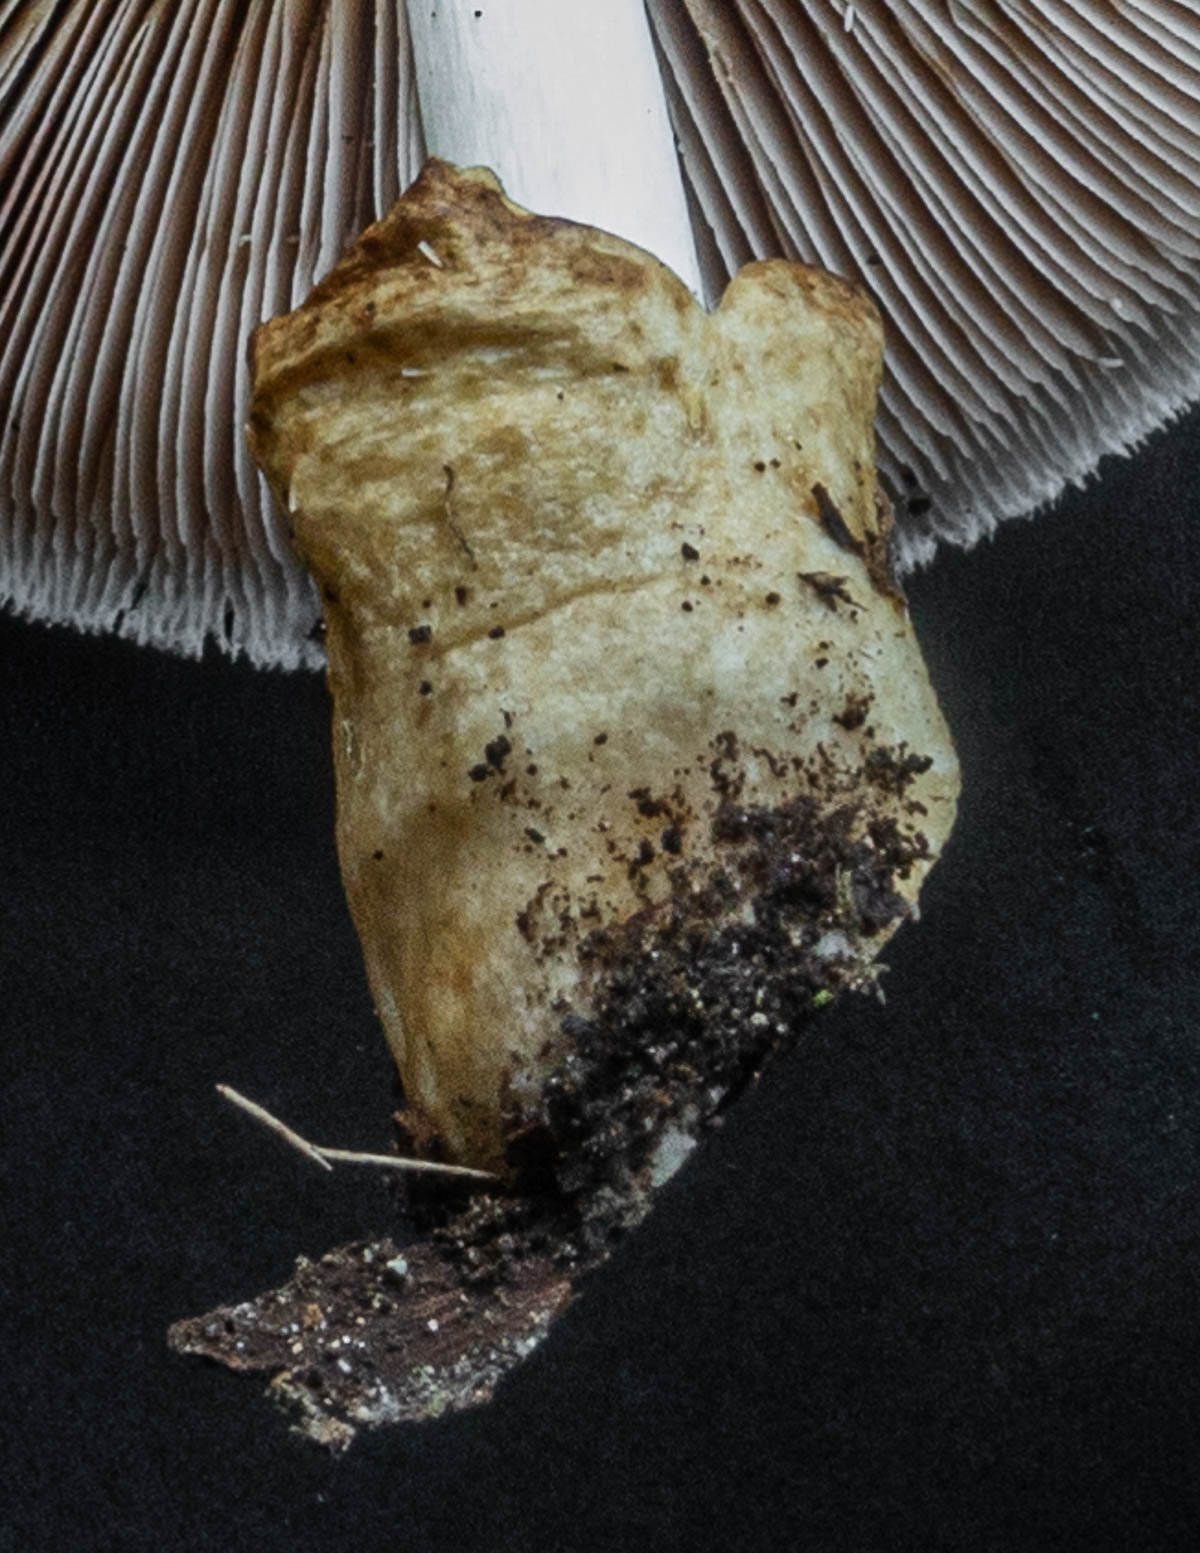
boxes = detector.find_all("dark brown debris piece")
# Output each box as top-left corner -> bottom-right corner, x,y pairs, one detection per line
168,1235 -> 571,1450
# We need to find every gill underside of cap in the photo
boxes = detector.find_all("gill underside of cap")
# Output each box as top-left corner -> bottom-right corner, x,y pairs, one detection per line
1,0 -> 1198,666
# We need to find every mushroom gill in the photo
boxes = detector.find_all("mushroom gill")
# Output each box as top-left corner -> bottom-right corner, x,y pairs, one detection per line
654,0 -> 1200,564
2,0 -> 1199,663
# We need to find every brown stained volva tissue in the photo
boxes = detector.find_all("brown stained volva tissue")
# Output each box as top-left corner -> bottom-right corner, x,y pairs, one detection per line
173,162 -> 958,1442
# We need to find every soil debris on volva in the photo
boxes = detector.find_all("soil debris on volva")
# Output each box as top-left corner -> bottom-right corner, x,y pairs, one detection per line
171,747 -> 940,1449
171,163 -> 958,1447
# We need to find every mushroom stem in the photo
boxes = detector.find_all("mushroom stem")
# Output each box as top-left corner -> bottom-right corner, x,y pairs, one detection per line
405,0 -> 703,297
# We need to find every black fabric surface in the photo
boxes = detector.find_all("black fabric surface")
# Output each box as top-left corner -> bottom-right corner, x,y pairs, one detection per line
2,409 -> 1199,1552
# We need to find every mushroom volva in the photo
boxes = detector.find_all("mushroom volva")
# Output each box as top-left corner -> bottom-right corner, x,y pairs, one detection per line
246,160 -> 959,1183
167,162 -> 958,1443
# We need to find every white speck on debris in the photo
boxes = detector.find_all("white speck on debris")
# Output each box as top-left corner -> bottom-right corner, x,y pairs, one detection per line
417,240 -> 444,268
648,1124 -> 698,1188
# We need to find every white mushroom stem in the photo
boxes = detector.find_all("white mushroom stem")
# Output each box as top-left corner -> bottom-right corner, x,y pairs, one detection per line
405,0 -> 703,297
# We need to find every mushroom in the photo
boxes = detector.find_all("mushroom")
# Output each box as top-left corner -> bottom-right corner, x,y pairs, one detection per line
3,2 -> 1198,659
3,0 -> 1191,1442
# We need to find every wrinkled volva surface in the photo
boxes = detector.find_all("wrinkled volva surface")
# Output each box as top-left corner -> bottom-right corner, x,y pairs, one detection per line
248,161 -> 959,1182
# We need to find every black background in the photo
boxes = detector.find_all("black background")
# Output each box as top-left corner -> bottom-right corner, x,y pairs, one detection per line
2,409 -> 1198,1552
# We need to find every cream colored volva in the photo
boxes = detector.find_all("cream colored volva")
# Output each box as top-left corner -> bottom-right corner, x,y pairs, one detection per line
248,162 -> 959,1175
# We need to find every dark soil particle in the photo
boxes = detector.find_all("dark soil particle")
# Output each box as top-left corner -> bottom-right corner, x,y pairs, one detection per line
408,624 -> 433,644
812,482 -> 861,555
835,693 -> 873,731
681,542 -> 700,561
629,788 -> 666,819
632,837 -> 656,868
864,745 -> 934,796
484,734 -> 512,772
799,571 -> 859,611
